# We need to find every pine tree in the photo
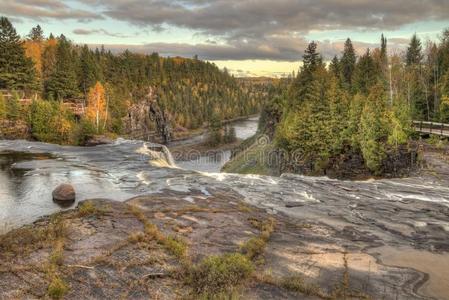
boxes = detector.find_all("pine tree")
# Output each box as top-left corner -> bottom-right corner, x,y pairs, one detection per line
28,25 -> 44,42
329,56 -> 341,78
380,34 -> 388,68
291,42 -> 324,105
0,17 -> 37,90
353,49 -> 378,95
340,38 -> 357,90
79,45 -> 102,96
45,35 -> 79,100
42,35 -> 57,87
406,34 -> 423,66
302,41 -> 321,72
359,83 -> 389,174
6,92 -> 20,121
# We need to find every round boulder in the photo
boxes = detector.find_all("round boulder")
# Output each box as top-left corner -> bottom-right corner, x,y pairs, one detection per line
52,184 -> 76,203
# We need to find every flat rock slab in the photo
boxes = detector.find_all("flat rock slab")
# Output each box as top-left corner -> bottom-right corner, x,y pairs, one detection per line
0,188 -> 445,299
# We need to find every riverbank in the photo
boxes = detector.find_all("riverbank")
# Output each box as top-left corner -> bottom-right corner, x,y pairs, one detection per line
2,186 -> 448,299
222,134 -> 423,180
1,138 -> 449,299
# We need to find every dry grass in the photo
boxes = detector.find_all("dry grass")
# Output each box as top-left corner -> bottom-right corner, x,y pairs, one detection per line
47,274 -> 69,299
45,217 -> 69,299
255,272 -> 329,299
241,217 -> 275,260
129,205 -> 188,260
77,200 -> 109,217
0,214 -> 67,255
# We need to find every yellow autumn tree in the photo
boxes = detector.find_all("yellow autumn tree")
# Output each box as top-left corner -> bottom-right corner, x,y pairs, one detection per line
86,82 -> 108,133
24,40 -> 43,78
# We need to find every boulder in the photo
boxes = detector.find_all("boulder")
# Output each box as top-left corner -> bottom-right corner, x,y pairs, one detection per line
52,184 -> 76,203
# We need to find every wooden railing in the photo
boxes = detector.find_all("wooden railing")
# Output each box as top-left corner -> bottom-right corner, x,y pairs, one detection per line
413,120 -> 449,137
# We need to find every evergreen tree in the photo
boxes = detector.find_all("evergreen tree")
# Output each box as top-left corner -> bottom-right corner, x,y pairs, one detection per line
329,56 -> 341,78
353,49 -> 378,95
380,34 -> 388,69
28,25 -> 44,41
0,17 -> 37,90
406,34 -> 423,66
6,92 -> 20,121
291,42 -> 324,105
79,45 -> 102,96
45,35 -> 79,99
340,38 -> 357,90
359,83 -> 389,174
302,41 -> 321,72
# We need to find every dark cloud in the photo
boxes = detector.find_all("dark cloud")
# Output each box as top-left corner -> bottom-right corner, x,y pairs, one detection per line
86,39 -> 407,61
2,0 -> 447,61
73,28 -> 132,38
0,0 -> 99,21
79,0 -> 449,38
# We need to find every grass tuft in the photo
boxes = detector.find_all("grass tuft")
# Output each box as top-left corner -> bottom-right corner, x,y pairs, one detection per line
78,200 -> 108,217
189,253 -> 254,297
280,275 -> 321,296
47,275 -> 68,299
241,217 -> 275,259
163,236 -> 188,259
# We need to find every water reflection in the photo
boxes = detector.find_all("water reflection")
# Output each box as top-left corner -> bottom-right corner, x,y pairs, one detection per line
0,150 -> 134,233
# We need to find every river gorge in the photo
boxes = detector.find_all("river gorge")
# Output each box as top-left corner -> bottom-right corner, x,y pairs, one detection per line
1,118 -> 449,299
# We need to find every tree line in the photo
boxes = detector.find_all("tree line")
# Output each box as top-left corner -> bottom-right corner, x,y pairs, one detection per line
0,17 -> 264,144
269,29 -> 449,175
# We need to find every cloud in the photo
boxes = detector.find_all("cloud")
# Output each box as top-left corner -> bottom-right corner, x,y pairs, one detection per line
0,0 -> 99,21
86,38 -> 407,61
2,0 -> 447,61
79,0 -> 449,38
73,28 -> 132,38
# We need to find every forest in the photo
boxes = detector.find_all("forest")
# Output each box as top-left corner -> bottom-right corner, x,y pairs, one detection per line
259,29 -> 449,175
0,17 -> 265,145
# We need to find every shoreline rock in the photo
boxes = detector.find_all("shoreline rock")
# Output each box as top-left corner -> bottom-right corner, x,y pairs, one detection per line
52,184 -> 76,204
1,187 -> 447,299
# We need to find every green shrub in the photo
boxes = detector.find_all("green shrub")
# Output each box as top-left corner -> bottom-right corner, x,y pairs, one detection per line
0,93 -> 6,119
163,236 -> 187,259
6,91 -> 20,121
30,100 -> 75,144
189,253 -> 254,297
47,275 -> 68,299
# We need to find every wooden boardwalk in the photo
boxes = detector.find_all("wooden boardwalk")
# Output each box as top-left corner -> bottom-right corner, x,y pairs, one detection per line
413,121 -> 449,137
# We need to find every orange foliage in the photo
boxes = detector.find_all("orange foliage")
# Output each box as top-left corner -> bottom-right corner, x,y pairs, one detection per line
86,82 -> 108,132
24,40 -> 43,76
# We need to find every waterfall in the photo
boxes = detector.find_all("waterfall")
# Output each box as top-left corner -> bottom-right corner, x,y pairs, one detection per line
136,143 -> 176,167
161,145 -> 176,167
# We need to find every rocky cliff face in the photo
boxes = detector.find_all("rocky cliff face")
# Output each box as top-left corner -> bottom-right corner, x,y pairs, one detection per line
122,88 -> 172,143
280,145 -> 419,180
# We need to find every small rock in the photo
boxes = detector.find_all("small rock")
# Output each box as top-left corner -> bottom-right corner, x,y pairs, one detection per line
52,184 -> 76,203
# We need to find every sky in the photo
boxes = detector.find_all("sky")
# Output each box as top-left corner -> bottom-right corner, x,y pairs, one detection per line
1,0 -> 449,77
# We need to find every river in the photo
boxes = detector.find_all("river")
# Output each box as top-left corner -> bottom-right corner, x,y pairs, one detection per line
173,116 -> 259,173
2,121 -> 449,299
